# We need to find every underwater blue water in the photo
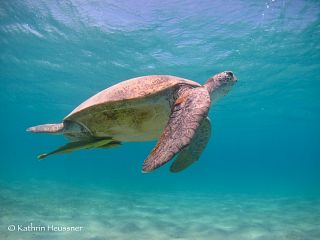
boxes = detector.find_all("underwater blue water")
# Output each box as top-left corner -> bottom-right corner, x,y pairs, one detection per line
1,0 -> 320,239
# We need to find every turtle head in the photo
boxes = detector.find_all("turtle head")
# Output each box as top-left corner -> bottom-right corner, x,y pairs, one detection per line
204,71 -> 237,103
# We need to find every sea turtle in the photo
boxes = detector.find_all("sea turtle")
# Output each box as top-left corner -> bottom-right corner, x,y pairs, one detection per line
27,71 -> 237,173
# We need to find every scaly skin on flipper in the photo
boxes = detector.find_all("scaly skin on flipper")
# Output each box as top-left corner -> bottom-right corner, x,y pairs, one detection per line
142,87 -> 211,172
27,123 -> 64,134
170,117 -> 211,173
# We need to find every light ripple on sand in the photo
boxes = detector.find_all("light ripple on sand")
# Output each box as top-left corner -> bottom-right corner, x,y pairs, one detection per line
0,180 -> 319,240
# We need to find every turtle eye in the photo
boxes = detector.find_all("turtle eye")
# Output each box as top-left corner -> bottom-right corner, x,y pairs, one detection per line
225,71 -> 233,78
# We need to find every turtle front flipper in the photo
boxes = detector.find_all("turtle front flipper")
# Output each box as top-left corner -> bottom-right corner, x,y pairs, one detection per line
142,87 -> 211,173
38,138 -> 117,160
170,117 -> 211,173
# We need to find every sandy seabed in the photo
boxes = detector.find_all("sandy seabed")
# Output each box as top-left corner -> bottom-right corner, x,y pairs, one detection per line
0,180 -> 319,240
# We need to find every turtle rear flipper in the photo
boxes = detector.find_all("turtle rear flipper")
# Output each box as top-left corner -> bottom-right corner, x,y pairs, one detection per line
97,141 -> 121,149
27,123 -> 64,134
38,138 -> 116,160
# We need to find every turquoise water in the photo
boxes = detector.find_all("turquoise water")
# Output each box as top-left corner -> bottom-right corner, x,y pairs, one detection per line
1,0 -> 320,239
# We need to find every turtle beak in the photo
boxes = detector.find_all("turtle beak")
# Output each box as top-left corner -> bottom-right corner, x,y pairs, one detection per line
232,74 -> 237,82
233,74 -> 238,82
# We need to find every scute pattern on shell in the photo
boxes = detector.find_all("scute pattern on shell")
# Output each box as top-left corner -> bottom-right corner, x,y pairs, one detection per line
65,75 -> 201,121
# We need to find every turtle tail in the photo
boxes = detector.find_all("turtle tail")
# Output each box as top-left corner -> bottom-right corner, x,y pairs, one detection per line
26,123 -> 64,134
